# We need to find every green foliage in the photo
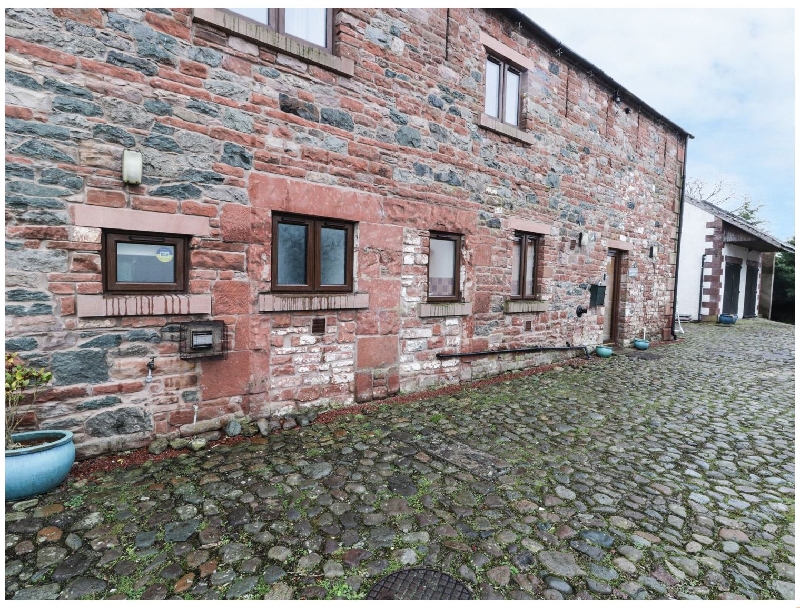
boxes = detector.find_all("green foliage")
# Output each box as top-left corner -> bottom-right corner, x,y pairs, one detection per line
5,353 -> 53,450
64,494 -> 85,508
732,196 -> 766,228
322,579 -> 366,600
772,237 -> 795,323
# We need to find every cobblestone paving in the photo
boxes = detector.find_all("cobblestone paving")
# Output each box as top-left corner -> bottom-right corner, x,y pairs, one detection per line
5,319 -> 794,600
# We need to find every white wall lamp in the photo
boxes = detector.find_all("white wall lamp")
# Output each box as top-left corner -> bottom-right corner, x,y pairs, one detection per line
649,244 -> 658,258
122,149 -> 143,185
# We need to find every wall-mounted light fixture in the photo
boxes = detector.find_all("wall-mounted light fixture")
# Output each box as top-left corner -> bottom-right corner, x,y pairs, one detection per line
649,244 -> 658,258
122,149 -> 143,185
578,232 -> 584,247
613,90 -> 621,104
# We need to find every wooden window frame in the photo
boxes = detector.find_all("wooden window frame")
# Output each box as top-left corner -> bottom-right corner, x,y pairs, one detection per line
227,8 -> 334,53
510,232 -> 540,300
427,232 -> 462,303
271,213 -> 354,294
485,55 -> 523,127
103,230 -> 188,294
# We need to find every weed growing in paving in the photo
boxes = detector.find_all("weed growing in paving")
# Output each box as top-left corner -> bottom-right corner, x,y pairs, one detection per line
64,494 -> 85,508
322,579 -> 366,600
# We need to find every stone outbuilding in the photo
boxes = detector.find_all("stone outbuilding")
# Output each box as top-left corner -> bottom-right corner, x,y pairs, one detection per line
5,8 -> 690,457
675,196 -> 794,322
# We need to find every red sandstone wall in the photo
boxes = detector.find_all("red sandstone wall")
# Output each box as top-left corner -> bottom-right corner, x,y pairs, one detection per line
4,8 -> 686,457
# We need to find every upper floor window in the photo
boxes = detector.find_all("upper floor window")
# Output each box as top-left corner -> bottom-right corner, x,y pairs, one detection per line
272,213 -> 354,293
229,8 -> 333,51
485,56 -> 521,127
103,230 -> 188,293
428,232 -> 462,302
511,233 -> 538,299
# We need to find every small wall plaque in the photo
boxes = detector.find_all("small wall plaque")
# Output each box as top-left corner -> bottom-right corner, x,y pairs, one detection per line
179,320 -> 228,360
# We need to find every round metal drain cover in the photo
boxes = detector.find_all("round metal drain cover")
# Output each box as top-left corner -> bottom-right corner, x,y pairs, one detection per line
366,568 -> 472,600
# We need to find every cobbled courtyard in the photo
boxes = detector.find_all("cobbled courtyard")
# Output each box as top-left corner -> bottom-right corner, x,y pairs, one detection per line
5,319 -> 795,600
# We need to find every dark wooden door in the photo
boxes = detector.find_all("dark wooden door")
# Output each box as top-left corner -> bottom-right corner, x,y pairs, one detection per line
722,262 -> 741,315
743,265 -> 758,318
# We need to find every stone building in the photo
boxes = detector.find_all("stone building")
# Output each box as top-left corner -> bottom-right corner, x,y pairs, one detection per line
675,196 -> 794,322
5,8 -> 690,457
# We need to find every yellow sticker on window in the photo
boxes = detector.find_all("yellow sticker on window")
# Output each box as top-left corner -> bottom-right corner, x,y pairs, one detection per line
155,247 -> 174,263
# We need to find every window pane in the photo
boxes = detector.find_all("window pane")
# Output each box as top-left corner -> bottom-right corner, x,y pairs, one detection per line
505,68 -> 520,126
525,237 -> 536,297
511,238 -> 521,296
429,238 -> 456,297
229,8 -> 268,24
117,243 -> 175,283
320,226 -> 346,285
485,58 -> 501,118
284,8 -> 327,47
277,222 -> 307,285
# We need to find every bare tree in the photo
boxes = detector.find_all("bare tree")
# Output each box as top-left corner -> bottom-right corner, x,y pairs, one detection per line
685,178 -> 767,228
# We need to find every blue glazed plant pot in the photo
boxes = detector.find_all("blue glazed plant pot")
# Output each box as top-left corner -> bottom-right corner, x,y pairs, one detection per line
633,339 -> 650,350
5,430 -> 75,501
595,345 -> 613,358
718,313 -> 738,325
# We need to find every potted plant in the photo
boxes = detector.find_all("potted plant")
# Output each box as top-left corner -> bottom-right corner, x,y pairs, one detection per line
5,353 -> 75,501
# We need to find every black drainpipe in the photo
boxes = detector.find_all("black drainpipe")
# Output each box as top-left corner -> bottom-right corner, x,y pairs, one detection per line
697,253 -> 706,321
436,344 -> 591,360
671,137 -> 690,340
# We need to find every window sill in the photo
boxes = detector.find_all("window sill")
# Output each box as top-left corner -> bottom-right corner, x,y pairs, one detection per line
193,8 -> 354,77
76,294 -> 211,318
418,302 -> 472,318
504,299 -> 548,314
259,292 -> 369,312
479,113 -> 535,145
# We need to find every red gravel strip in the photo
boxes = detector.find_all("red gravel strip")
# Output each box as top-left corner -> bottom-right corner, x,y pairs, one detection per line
68,352 -> 603,479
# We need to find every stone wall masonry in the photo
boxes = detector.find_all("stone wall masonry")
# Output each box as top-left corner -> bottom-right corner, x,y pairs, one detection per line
5,8 -> 686,457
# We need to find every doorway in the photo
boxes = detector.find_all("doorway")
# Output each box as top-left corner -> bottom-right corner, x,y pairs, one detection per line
602,250 -> 620,344
722,262 -> 741,315
743,265 -> 758,318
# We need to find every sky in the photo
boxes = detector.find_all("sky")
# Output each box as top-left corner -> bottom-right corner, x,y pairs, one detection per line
520,8 -> 795,242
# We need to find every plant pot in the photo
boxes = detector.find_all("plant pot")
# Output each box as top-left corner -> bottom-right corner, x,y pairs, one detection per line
595,345 -> 613,358
5,430 -> 75,501
718,313 -> 738,325
633,339 -> 650,350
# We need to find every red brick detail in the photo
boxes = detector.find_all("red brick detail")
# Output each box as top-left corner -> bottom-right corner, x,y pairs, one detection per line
132,196 -> 179,214
181,200 -> 218,217
6,105 -> 33,120
87,189 -> 126,208
221,204 -> 251,243
356,336 -> 398,369
6,38 -> 78,67
200,350 -> 251,400
52,8 -> 103,26
212,281 -> 251,315
355,371 -> 373,403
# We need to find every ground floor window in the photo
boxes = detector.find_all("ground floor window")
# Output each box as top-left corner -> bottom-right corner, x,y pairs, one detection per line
272,214 -> 354,293
428,232 -> 462,302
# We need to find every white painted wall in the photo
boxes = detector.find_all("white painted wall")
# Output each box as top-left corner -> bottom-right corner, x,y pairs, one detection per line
677,202 -> 714,320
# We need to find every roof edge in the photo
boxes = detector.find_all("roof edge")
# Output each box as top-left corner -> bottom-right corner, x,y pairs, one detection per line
686,196 -> 794,253
493,8 -> 693,140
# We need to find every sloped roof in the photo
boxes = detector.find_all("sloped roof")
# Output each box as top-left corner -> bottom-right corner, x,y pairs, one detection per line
495,9 -> 692,140
686,196 -> 794,253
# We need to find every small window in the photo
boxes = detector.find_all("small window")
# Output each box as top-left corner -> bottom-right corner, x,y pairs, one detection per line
511,233 -> 539,299
271,214 -> 354,293
485,56 -> 522,127
229,8 -> 333,51
428,232 -> 462,302
103,231 -> 188,293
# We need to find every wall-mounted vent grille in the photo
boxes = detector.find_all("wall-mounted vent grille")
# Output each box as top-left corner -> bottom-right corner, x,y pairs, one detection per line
311,318 -> 326,334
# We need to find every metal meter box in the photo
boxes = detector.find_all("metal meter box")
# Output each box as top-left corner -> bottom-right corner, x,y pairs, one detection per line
589,284 -> 606,308
179,321 -> 228,360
